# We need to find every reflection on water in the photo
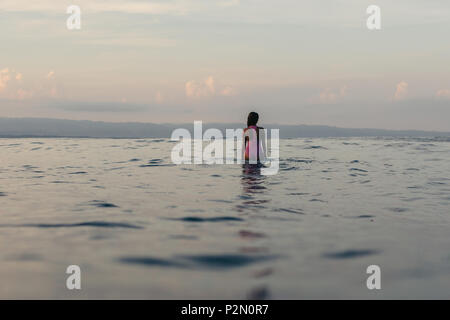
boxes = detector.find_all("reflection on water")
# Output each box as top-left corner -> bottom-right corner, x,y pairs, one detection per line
241,164 -> 266,193
239,164 -> 273,298
0,137 -> 450,299
237,164 -> 270,213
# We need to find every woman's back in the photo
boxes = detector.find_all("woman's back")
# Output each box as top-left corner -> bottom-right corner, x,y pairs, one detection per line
243,114 -> 266,163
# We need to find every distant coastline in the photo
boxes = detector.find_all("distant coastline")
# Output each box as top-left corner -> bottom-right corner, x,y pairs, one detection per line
1,117 -> 450,139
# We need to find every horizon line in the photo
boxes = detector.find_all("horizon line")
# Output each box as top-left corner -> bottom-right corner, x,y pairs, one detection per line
2,116 -> 450,134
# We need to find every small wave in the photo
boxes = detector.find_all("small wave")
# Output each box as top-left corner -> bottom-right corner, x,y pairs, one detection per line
323,249 -> 379,259
349,168 -> 368,172
181,254 -> 279,269
246,185 -> 267,190
428,181 -> 447,186
88,200 -> 119,208
304,145 -> 327,150
149,158 -> 163,163
0,221 -> 143,229
239,230 -> 267,239
119,254 -> 279,270
23,165 -> 39,170
354,215 -> 375,219
208,199 -> 233,203
247,286 -> 270,300
343,142 -> 359,146
139,163 -> 174,167
242,199 -> 270,205
275,208 -> 304,214
168,216 -> 244,223
310,199 -> 327,203
384,143 -> 412,148
169,235 -> 198,240
386,207 -> 409,213
119,257 -> 184,268
105,166 -> 126,171
280,166 -> 298,171
285,158 -> 313,163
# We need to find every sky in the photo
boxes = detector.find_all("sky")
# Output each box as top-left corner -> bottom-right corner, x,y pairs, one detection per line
1,0 -> 449,131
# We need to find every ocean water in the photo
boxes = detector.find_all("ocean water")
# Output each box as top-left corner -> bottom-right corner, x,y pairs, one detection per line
0,137 -> 449,299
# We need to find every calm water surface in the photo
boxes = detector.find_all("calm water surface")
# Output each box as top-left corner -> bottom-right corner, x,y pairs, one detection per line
1,137 -> 449,299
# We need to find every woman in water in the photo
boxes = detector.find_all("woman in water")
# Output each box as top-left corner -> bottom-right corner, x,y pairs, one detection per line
243,111 -> 266,164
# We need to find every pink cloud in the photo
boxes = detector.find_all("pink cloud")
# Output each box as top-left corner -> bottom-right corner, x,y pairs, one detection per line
394,81 -> 408,101
309,85 -> 347,104
436,89 -> 450,99
0,68 -> 11,91
185,76 -> 237,98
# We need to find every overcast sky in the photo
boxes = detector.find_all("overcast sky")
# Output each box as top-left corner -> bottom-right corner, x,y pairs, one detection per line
1,0 -> 449,130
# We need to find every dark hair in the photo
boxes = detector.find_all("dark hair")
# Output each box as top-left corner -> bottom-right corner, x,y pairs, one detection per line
247,112 -> 259,127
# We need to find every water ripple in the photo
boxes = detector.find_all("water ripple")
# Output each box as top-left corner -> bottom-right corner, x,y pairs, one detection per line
323,249 -> 379,259
119,254 -> 279,270
0,221 -> 143,229
87,200 -> 119,208
168,216 -> 244,223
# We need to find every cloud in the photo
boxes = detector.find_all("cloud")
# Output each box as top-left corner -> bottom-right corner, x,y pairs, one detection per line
0,68 -> 59,100
155,91 -> 164,104
185,76 -> 216,98
41,71 -> 58,98
15,88 -> 33,100
1,68 -> 24,95
46,71 -> 55,80
185,76 -> 237,98
394,81 -> 408,101
309,85 -> 347,104
0,68 -> 11,91
221,86 -> 237,96
436,89 -> 450,99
